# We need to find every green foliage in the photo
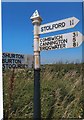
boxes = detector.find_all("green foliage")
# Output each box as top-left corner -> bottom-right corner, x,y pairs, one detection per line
3,63 -> 84,119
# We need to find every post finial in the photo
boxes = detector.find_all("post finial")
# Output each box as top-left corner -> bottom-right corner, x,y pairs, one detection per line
30,10 -> 42,21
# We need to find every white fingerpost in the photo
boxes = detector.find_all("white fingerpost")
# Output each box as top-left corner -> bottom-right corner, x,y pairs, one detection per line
30,10 -> 42,69
30,10 -> 42,119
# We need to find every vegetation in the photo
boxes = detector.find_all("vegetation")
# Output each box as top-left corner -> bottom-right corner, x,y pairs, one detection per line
3,63 -> 84,119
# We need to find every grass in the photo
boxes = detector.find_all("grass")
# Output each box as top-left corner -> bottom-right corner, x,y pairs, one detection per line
3,63 -> 84,119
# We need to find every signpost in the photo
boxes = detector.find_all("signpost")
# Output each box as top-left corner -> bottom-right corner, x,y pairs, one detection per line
30,10 -> 42,119
39,31 -> 82,51
39,17 -> 79,34
30,10 -> 82,119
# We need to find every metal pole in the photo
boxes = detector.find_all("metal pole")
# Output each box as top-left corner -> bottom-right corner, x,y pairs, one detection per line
30,10 -> 42,119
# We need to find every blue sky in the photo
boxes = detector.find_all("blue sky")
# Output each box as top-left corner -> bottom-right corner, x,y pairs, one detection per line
2,2 -> 83,63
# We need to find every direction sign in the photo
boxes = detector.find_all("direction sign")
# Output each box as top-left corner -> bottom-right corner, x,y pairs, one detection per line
39,31 -> 82,51
39,17 -> 79,34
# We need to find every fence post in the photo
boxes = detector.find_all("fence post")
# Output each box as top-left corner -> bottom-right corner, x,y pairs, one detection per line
30,10 -> 42,119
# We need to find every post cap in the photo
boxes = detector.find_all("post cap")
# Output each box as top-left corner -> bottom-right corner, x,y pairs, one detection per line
30,10 -> 42,21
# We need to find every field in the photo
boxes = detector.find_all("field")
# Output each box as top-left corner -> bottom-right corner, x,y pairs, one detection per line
3,63 -> 84,119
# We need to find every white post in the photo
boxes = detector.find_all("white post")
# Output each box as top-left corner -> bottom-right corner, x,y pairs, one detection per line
30,10 -> 42,119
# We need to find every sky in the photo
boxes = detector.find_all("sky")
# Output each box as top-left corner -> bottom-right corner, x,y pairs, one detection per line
2,2 -> 83,64
2,0 -> 83,2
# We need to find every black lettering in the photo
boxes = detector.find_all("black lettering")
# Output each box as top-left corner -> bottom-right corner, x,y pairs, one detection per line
64,39 -> 67,43
11,54 -> 15,58
70,20 -> 74,26
46,26 -> 50,30
15,59 -> 21,64
44,26 -> 47,31
55,24 -> 58,28
2,53 -> 5,58
73,32 -> 76,37
73,43 -> 76,47
2,59 -> 6,63
52,24 -> 56,29
8,59 -> 12,63
40,42 -> 43,46
5,64 -> 9,69
52,46 -> 55,49
62,22 -> 65,27
41,27 -> 44,32
63,44 -> 66,48
3,64 -> 5,69
58,23 -> 62,27
8,64 -> 12,69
